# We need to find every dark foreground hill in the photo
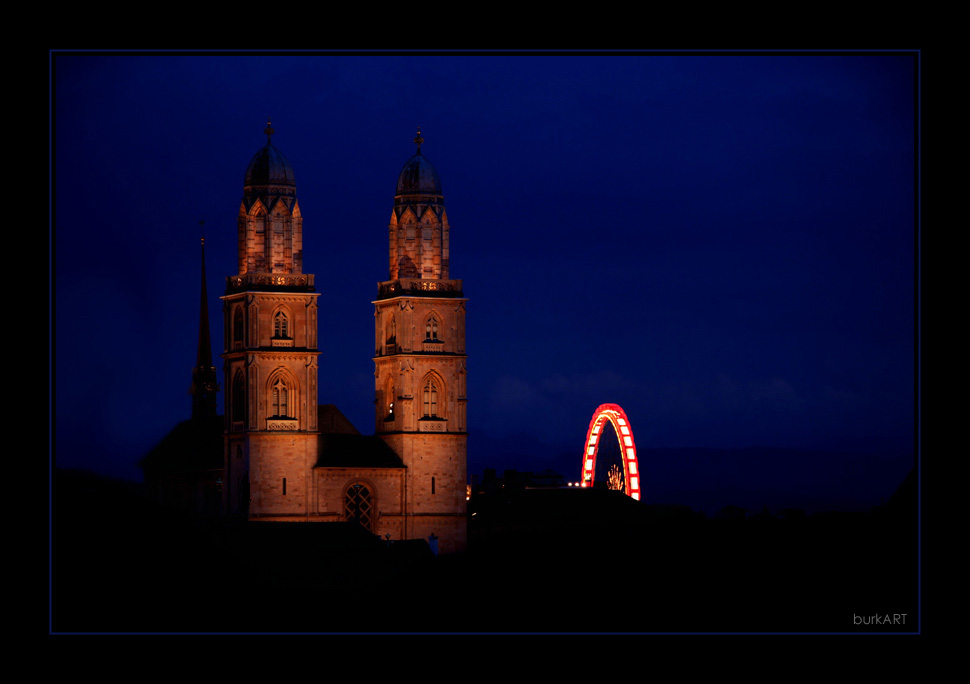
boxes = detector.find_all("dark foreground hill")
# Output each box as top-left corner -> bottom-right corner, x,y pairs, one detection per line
50,469 -> 917,634
469,438 -> 914,516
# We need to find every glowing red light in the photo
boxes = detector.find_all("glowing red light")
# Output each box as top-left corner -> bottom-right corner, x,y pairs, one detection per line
580,403 -> 642,501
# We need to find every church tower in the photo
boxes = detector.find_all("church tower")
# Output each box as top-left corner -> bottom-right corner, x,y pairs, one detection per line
374,130 -> 468,553
222,121 -> 320,519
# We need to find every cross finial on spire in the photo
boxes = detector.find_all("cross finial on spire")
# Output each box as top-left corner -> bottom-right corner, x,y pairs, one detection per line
200,219 -> 205,246
413,127 -> 423,153
265,117 -> 274,143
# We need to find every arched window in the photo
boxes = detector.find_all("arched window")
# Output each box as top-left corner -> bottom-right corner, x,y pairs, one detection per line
232,370 -> 246,423
385,378 -> 396,420
233,308 -> 244,348
271,377 -> 290,417
344,483 -> 373,530
387,315 -> 396,344
273,310 -> 289,339
423,376 -> 439,418
425,316 -> 439,341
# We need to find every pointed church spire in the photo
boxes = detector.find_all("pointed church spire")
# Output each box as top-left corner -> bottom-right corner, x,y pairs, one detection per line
197,222 -> 214,371
191,220 -> 219,418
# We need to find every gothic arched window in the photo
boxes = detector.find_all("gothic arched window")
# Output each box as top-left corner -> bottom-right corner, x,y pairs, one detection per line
384,315 -> 397,355
271,377 -> 290,418
425,316 -> 439,341
423,376 -> 439,418
232,370 -> 246,424
385,377 -> 396,420
344,483 -> 373,530
233,308 -> 244,348
274,310 -> 289,339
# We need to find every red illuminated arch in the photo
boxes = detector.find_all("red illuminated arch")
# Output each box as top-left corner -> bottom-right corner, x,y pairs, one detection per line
580,403 -> 642,501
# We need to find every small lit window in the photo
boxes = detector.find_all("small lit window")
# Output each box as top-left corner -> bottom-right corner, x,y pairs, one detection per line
272,378 -> 289,417
274,310 -> 289,339
423,377 -> 439,417
233,308 -> 244,347
385,379 -> 396,420
232,370 -> 246,423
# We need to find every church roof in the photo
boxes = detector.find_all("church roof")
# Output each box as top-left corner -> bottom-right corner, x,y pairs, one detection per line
315,433 -> 405,469
244,142 -> 295,190
396,152 -> 441,197
315,404 -> 405,468
242,120 -> 297,211
395,128 -> 442,199
141,415 -> 224,473
318,404 -> 361,435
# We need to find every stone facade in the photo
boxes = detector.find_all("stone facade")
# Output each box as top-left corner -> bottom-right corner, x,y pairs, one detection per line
372,129 -> 468,553
379,433 -> 467,552
219,124 -> 467,553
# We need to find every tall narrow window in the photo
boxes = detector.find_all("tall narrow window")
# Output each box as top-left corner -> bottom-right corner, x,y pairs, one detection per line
432,476 -> 436,495
232,370 -> 246,423
233,308 -> 244,347
385,379 -> 396,420
282,478 -> 287,495
425,316 -> 438,340
272,378 -> 289,417
423,377 -> 438,417
274,310 -> 289,338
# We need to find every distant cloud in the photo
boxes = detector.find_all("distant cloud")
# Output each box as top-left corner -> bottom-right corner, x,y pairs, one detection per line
484,370 -> 650,443
537,370 -> 646,396
483,369 -> 826,449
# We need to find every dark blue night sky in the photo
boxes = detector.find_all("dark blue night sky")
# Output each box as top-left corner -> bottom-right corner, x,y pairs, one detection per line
53,52 -> 918,511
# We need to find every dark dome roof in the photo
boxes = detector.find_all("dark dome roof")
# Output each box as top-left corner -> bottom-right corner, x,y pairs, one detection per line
242,122 -> 296,210
244,142 -> 296,190
396,151 -> 442,197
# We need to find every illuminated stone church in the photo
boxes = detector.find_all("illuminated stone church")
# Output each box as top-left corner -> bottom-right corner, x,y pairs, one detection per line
151,124 -> 468,554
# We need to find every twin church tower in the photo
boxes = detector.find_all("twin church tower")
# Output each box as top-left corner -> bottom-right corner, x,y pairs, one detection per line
219,123 -> 467,553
